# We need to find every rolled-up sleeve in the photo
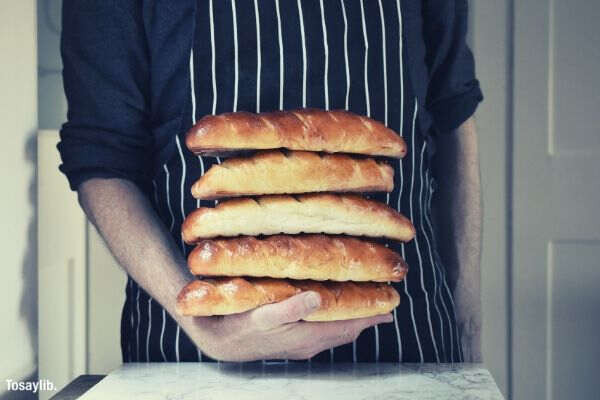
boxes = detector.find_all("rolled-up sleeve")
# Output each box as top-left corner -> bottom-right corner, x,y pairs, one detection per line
422,0 -> 483,133
58,0 -> 151,191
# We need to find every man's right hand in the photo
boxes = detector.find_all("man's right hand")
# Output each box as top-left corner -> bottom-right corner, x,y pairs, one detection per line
179,291 -> 394,362
77,179 -> 392,362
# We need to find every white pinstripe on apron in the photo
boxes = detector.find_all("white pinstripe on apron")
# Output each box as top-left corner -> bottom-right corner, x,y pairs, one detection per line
122,0 -> 461,364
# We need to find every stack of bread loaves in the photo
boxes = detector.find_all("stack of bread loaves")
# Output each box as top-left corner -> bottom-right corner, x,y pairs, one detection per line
176,109 -> 416,322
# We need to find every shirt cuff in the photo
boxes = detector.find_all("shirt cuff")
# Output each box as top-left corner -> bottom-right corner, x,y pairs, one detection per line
57,138 -> 151,191
428,82 -> 483,133
61,168 -> 151,193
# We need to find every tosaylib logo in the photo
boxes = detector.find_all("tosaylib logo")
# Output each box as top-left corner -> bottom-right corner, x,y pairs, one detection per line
5,379 -> 57,394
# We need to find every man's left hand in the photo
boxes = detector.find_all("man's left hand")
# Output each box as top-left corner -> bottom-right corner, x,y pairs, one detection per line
432,117 -> 483,363
454,280 -> 482,362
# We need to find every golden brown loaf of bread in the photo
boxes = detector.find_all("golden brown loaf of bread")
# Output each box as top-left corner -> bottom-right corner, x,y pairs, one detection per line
181,194 -> 416,243
176,277 -> 400,321
191,151 -> 394,199
185,109 -> 407,158
188,235 -> 408,282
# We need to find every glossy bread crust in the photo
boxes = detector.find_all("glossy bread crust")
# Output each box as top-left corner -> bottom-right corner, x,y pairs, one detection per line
181,194 -> 416,243
176,277 -> 401,321
187,234 -> 408,282
191,150 -> 394,199
185,109 -> 407,158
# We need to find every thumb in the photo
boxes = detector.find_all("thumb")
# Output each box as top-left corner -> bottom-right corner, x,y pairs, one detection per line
251,291 -> 321,329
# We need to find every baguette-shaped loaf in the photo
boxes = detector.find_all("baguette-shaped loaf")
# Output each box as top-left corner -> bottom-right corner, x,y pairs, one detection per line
188,235 -> 408,282
176,277 -> 400,321
191,151 -> 394,199
185,109 -> 406,158
181,194 -> 416,243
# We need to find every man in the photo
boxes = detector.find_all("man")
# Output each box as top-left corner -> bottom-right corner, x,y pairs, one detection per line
59,0 -> 482,363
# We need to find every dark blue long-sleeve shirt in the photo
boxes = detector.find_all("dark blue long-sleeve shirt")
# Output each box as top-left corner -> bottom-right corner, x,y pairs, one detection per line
58,0 -> 482,191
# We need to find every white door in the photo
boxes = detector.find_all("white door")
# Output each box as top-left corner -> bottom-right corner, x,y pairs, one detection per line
38,131 -> 87,400
512,1 -> 600,399
38,131 -> 126,399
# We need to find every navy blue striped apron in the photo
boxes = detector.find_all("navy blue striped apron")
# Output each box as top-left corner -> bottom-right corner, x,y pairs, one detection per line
122,0 -> 462,363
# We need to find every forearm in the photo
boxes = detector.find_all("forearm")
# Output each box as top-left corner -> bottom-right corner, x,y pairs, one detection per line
432,117 -> 482,360
433,117 -> 482,290
77,178 -> 194,320
76,177 -> 390,361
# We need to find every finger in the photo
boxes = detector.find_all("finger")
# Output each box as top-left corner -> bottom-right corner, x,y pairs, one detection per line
280,314 -> 394,359
311,313 -> 394,337
293,313 -> 395,352
250,291 -> 321,329
462,336 -> 472,362
461,337 -> 470,362
473,336 -> 483,362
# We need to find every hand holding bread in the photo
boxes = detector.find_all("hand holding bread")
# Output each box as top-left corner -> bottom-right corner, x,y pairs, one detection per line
180,291 -> 393,361
177,278 -> 400,321
177,109 -> 412,341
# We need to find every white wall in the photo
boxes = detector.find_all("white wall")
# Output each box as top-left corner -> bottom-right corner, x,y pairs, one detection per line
0,1 -> 38,398
38,0 -> 66,130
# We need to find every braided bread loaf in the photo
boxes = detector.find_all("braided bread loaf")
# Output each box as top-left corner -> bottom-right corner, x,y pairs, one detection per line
176,277 -> 400,321
181,194 -> 416,243
191,150 -> 394,199
185,109 -> 406,158
188,235 -> 408,282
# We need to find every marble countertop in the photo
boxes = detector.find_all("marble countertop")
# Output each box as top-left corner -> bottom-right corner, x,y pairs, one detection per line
79,362 -> 503,400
